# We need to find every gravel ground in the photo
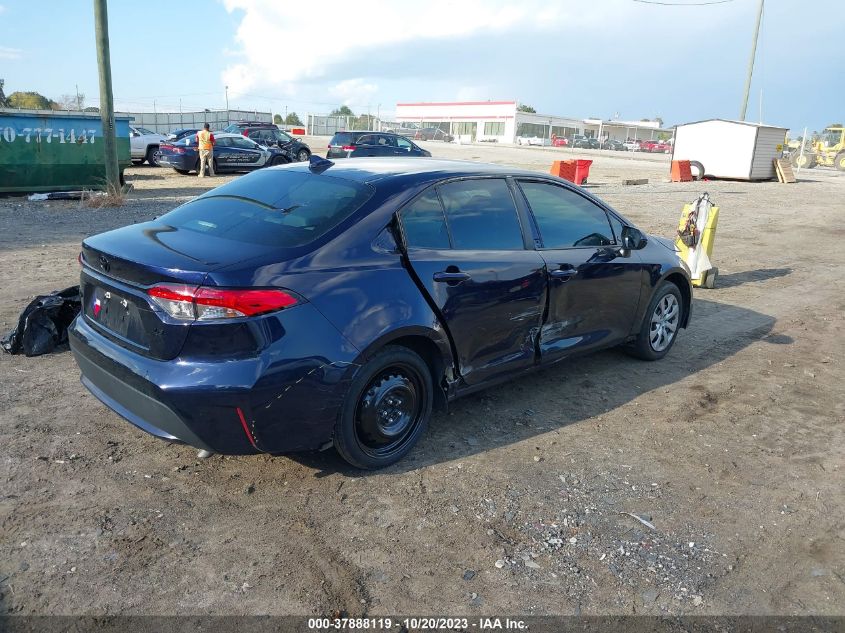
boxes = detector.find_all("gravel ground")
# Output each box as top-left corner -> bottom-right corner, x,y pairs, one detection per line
0,140 -> 843,616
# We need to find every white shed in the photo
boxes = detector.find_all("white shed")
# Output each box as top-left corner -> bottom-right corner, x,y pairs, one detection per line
671,119 -> 788,181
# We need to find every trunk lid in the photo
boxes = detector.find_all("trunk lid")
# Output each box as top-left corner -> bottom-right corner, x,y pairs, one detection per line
80,221 -> 281,360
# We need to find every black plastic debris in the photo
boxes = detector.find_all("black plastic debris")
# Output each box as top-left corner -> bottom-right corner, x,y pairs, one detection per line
2,286 -> 81,356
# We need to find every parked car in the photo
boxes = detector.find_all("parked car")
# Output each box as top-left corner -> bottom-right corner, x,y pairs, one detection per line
516,136 -> 551,146
551,136 -> 569,147
167,128 -> 200,142
601,139 -> 626,151
158,133 -> 292,175
639,140 -> 672,154
573,137 -> 600,150
239,126 -> 311,162
623,139 -> 642,151
414,127 -> 453,142
222,122 -> 312,162
69,158 -> 692,469
129,126 -> 167,166
326,131 -> 430,159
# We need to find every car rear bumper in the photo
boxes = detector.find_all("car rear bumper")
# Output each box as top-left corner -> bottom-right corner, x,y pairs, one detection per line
68,304 -> 361,455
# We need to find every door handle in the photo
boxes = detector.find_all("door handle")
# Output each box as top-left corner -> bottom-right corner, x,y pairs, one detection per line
433,271 -> 471,283
550,268 -> 576,281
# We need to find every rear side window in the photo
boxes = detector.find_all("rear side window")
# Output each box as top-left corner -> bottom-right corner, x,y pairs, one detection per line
437,179 -> 524,250
159,171 -> 375,248
519,181 -> 614,248
401,190 -> 450,249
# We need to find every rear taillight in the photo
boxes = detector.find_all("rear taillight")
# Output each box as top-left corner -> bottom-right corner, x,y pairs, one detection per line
147,284 -> 299,321
342,145 -> 355,151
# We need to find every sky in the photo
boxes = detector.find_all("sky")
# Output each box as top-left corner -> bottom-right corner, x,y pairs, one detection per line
0,0 -> 841,132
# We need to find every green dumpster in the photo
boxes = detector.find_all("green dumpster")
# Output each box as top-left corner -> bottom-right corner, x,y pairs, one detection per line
0,109 -> 132,193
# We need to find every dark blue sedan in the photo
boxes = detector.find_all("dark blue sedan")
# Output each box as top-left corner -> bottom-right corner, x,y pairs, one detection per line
69,158 -> 692,469
158,132 -> 291,175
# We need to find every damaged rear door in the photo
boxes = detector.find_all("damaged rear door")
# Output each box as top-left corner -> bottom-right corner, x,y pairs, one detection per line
398,178 -> 547,386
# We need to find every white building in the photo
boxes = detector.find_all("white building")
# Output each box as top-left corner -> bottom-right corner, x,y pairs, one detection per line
394,101 -> 668,144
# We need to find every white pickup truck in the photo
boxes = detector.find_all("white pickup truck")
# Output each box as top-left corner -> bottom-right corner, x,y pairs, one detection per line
129,126 -> 168,166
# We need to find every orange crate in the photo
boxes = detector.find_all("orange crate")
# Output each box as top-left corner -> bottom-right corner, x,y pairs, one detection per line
671,160 -> 692,182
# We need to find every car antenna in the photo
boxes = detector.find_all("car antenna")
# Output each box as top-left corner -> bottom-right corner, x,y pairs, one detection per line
308,155 -> 334,174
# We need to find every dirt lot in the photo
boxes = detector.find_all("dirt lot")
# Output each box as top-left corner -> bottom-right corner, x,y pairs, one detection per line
1,140 -> 843,617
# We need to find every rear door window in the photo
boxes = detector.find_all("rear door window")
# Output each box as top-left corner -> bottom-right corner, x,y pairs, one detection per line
400,190 -> 450,249
160,171 -> 375,248
518,181 -> 614,248
356,135 -> 377,145
437,179 -> 524,250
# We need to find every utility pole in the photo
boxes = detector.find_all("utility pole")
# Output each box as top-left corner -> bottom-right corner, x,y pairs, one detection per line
739,0 -> 764,121
93,0 -> 119,192
225,85 -> 229,113
75,84 -> 81,110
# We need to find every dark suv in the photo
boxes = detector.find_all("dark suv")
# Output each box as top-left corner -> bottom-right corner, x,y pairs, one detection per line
326,131 -> 431,159
223,122 -> 312,162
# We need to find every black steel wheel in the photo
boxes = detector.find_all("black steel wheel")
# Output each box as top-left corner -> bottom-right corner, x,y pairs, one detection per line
334,346 -> 432,469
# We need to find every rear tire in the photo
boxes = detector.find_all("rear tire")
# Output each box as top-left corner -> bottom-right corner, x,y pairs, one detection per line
625,282 -> 684,361
333,346 -> 432,470
145,145 -> 161,167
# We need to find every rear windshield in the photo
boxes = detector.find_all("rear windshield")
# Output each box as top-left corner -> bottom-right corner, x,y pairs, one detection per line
158,170 -> 375,248
330,132 -> 354,145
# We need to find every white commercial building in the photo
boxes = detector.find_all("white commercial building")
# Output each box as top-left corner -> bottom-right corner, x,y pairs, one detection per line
394,101 -> 668,144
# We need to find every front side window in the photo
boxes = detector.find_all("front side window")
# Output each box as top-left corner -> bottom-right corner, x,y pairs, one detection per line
400,190 -> 450,249
518,181 -> 614,248
437,179 -> 524,250
396,136 -> 412,150
232,137 -> 257,149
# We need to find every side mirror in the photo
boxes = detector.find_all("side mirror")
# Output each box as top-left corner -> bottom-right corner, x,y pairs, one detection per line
621,226 -> 647,251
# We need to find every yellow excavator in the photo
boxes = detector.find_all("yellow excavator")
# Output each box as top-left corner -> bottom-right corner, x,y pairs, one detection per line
790,127 -> 845,170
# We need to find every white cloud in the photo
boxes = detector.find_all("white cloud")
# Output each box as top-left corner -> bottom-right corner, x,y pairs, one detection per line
0,46 -> 22,60
220,0 -> 633,100
329,78 -> 378,106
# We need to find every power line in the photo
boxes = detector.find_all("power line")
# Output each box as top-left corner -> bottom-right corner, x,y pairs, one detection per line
632,0 -> 734,5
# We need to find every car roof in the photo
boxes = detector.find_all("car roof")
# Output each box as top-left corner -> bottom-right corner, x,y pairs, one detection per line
277,158 -> 546,185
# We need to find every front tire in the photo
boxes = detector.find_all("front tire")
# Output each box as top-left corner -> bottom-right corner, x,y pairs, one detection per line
835,151 -> 845,172
333,346 -> 432,469
625,282 -> 684,361
791,152 -> 816,169
296,148 -> 310,162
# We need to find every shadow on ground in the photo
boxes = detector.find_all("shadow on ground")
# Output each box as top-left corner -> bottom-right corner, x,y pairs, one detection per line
716,268 -> 792,288
291,297 -> 781,477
